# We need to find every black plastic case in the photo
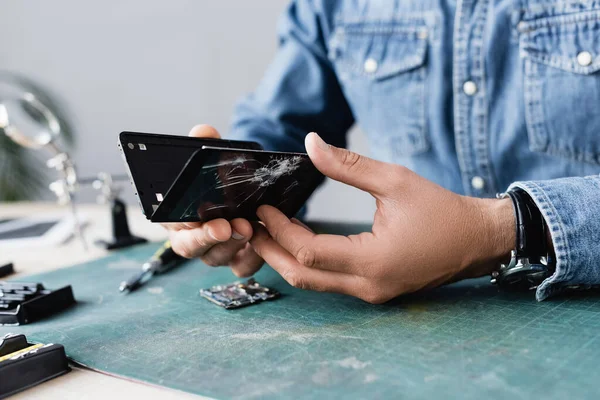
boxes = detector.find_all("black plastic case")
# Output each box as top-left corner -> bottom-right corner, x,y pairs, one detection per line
0,334 -> 70,399
0,283 -> 76,326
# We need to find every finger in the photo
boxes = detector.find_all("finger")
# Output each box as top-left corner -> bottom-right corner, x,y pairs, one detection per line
170,219 -> 231,258
200,219 -> 253,267
188,124 -> 221,139
161,221 -> 203,232
230,243 -> 265,277
291,218 -> 314,233
305,132 -> 396,196
250,224 -> 360,295
257,205 -> 358,273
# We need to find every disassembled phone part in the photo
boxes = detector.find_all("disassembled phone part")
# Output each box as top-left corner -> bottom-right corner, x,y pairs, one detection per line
199,278 -> 280,309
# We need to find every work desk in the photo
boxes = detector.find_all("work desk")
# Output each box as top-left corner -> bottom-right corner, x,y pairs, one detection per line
0,202 -> 200,400
1,202 -> 599,399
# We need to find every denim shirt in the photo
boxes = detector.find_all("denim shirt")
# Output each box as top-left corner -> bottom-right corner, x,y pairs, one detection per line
228,0 -> 600,300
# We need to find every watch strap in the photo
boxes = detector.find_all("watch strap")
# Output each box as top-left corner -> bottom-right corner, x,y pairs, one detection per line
505,188 -> 547,260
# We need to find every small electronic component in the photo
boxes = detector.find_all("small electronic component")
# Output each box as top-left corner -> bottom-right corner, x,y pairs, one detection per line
0,282 -> 76,325
199,278 -> 280,309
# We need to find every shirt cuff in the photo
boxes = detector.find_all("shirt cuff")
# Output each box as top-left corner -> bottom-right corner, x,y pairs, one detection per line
508,175 -> 600,301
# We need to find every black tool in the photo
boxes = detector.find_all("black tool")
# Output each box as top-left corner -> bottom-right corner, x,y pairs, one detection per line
96,197 -> 148,250
0,263 -> 14,278
0,282 -> 76,325
0,333 -> 70,399
119,241 -> 186,293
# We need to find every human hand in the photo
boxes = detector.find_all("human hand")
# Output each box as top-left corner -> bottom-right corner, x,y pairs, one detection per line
250,132 -> 515,303
164,125 -> 264,277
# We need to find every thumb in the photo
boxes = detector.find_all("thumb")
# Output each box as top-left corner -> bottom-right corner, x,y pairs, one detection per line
305,132 -> 394,196
188,124 -> 221,139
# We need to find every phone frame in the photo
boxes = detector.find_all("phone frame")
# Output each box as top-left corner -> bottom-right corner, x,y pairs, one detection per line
117,131 -> 263,218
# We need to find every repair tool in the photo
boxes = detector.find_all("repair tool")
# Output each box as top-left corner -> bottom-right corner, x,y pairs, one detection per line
89,172 -> 147,250
0,264 -> 14,279
119,240 -> 187,293
0,333 -> 70,399
0,282 -> 76,325
200,278 -> 280,309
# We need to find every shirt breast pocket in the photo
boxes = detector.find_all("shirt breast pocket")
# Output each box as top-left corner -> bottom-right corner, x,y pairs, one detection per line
520,10 -> 600,165
328,22 -> 429,158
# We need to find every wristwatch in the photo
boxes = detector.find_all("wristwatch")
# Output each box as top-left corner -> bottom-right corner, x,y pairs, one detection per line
491,188 -> 555,291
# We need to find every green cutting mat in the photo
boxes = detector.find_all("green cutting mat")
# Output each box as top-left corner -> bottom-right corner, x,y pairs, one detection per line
2,222 -> 600,399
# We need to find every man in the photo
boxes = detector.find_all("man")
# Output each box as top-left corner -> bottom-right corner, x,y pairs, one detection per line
166,1 -> 600,303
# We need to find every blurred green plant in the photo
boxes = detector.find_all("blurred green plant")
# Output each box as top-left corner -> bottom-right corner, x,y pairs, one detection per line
0,134 -> 47,201
0,73 -> 75,201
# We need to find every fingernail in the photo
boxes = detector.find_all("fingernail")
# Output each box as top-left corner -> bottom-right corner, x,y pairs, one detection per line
309,132 -> 330,152
231,230 -> 245,240
206,227 -> 219,241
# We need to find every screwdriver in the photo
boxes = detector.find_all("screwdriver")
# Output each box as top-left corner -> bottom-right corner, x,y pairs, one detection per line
119,241 -> 186,293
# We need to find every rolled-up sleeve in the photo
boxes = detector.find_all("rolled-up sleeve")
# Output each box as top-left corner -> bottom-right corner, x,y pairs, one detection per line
508,175 -> 600,300
228,0 -> 354,153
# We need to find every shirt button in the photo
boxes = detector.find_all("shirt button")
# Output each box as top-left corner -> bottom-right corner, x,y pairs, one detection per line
577,51 -> 593,67
471,176 -> 485,190
463,80 -> 478,96
364,58 -> 378,74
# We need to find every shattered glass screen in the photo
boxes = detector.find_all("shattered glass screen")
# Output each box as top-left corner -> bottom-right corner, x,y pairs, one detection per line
151,148 -> 323,223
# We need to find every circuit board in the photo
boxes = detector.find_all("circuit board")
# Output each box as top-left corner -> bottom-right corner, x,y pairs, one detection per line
200,278 -> 280,309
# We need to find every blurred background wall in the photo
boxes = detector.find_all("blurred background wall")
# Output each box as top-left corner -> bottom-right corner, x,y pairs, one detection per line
0,0 -> 375,222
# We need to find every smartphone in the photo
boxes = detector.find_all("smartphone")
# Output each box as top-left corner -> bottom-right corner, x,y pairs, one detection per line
150,146 -> 324,223
118,131 -> 263,218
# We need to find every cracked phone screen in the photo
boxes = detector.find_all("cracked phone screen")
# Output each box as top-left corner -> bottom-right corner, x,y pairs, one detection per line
150,147 -> 324,223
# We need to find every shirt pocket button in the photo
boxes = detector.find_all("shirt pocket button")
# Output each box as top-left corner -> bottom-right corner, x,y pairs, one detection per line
577,51 -> 593,67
